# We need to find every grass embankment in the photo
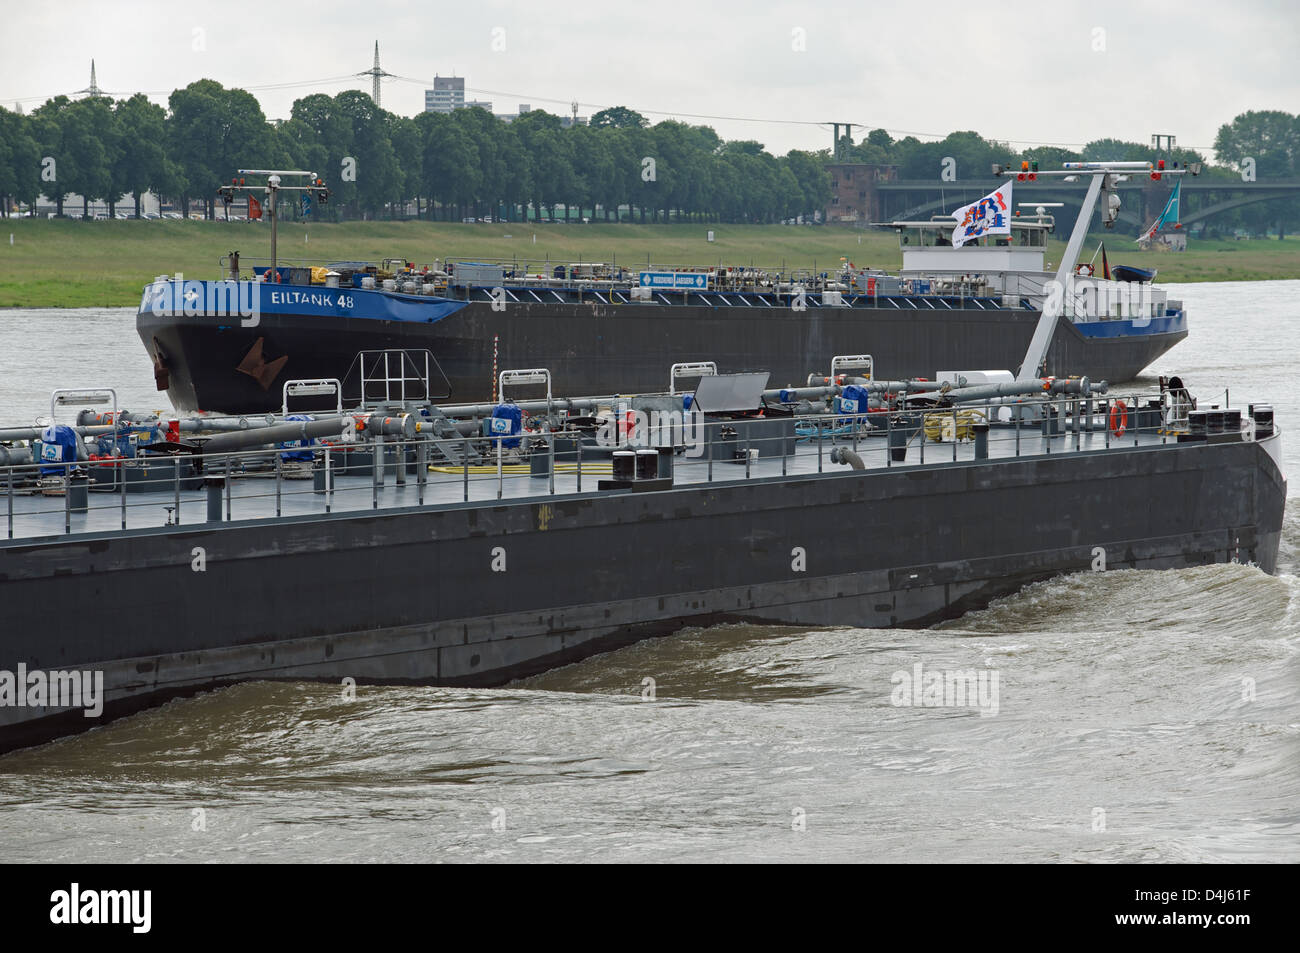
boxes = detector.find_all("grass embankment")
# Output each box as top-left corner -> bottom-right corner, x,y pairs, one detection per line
2,218 -> 1297,307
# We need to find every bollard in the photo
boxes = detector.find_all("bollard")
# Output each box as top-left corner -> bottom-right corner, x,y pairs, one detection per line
530,445 -> 552,479
416,440 -> 427,506
657,446 -> 674,479
973,423 -> 989,460
313,457 -> 330,494
888,413 -> 919,463
68,472 -> 89,513
206,477 -> 224,522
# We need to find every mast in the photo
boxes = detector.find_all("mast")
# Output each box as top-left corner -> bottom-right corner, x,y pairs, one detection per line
358,41 -> 391,109
1000,160 -> 1199,380
218,171 -> 331,277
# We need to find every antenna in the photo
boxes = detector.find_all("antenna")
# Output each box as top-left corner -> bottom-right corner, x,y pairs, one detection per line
75,60 -> 103,98
357,41 -> 391,108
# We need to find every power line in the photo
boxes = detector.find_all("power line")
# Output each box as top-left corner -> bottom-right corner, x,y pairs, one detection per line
9,73 -> 363,105
386,75 -> 1220,151
7,68 -> 1221,153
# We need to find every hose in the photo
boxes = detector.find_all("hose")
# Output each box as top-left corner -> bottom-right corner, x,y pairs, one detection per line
922,409 -> 987,442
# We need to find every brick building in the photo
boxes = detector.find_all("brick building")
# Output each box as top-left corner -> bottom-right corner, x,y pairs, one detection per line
825,163 -> 897,224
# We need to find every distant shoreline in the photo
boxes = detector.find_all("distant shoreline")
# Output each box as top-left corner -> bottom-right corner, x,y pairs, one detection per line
3,220 -> 1298,308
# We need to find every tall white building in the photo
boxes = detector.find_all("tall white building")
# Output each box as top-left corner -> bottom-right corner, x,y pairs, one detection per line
424,76 -> 464,113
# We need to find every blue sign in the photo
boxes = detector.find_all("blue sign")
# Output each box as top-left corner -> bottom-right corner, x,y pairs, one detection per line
639,271 -> 708,290
301,193 -> 313,218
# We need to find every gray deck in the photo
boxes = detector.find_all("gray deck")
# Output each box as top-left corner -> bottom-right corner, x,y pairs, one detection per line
1,412 -> 1184,544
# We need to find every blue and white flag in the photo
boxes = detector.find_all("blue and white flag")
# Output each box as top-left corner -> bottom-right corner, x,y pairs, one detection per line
951,181 -> 1013,248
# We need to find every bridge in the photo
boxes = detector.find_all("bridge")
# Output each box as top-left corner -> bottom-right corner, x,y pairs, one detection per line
873,178 -> 1300,230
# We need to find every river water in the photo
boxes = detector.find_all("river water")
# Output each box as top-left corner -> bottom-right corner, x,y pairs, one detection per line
0,281 -> 1296,862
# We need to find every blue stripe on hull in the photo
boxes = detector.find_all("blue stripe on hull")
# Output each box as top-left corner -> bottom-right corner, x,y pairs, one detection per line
139,281 -> 468,324
1072,311 -> 1187,339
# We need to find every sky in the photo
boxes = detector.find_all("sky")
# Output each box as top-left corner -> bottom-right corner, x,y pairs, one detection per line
3,0 -> 1297,161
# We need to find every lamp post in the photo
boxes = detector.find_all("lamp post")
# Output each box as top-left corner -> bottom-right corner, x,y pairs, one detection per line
218,170 -> 331,281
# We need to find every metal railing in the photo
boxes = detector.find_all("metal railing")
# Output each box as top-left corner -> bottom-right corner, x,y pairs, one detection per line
0,393 -> 1257,543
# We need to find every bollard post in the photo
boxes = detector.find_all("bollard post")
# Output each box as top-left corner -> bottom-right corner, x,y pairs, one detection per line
707,422 -> 713,482
416,440 -> 427,506
206,477 -> 224,522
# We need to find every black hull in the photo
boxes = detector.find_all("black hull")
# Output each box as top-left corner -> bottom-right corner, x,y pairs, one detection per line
0,433 -> 1284,753
139,301 -> 1187,414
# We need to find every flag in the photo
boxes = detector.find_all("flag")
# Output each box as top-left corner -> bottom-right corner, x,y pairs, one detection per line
248,195 -> 262,220
1100,244 -> 1111,281
301,193 -> 313,218
951,181 -> 1013,248
1137,180 -> 1180,243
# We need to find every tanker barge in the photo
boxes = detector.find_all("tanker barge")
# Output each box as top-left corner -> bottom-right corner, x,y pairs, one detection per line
138,162 -> 1192,415
0,364 -> 1286,753
1,161 -> 1280,755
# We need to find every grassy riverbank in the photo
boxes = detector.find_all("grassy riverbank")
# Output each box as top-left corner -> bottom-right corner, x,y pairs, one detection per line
2,218 -> 1298,307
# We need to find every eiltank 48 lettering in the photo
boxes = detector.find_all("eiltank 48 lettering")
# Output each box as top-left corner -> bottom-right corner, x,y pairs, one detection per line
269,290 -> 354,308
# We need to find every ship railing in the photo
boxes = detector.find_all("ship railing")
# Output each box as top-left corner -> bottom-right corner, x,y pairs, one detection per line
0,393 -> 1253,542
340,349 -> 452,405
204,253 -> 1046,306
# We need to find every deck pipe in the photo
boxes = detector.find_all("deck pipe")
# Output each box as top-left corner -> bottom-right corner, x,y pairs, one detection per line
198,417 -> 350,455
906,377 -> 1107,405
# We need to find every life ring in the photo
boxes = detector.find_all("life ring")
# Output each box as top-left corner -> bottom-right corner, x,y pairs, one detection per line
1109,399 -> 1128,437
1076,263 -> 1094,277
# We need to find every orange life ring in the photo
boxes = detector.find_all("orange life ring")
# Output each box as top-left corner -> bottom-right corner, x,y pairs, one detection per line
1076,263 -> 1094,277
1109,399 -> 1128,437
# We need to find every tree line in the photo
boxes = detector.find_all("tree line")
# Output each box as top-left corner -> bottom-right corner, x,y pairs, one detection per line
1,80 -> 1296,235
0,82 -> 828,224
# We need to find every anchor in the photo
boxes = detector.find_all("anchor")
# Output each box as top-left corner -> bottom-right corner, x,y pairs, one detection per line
236,337 -> 289,390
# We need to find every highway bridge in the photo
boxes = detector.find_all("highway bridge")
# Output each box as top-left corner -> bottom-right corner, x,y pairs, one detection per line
872,178 -> 1300,230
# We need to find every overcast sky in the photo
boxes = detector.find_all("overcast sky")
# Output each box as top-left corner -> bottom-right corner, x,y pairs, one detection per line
3,0 -> 1297,160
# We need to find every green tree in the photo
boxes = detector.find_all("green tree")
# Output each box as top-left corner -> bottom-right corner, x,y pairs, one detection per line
512,110 -> 569,221
0,108 -> 41,215
1214,110 -> 1299,238
168,80 -> 279,218
782,150 -> 830,218
113,94 -> 167,218
568,123 -> 613,220
332,90 -> 401,218
291,92 -> 355,215
590,106 -> 648,129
